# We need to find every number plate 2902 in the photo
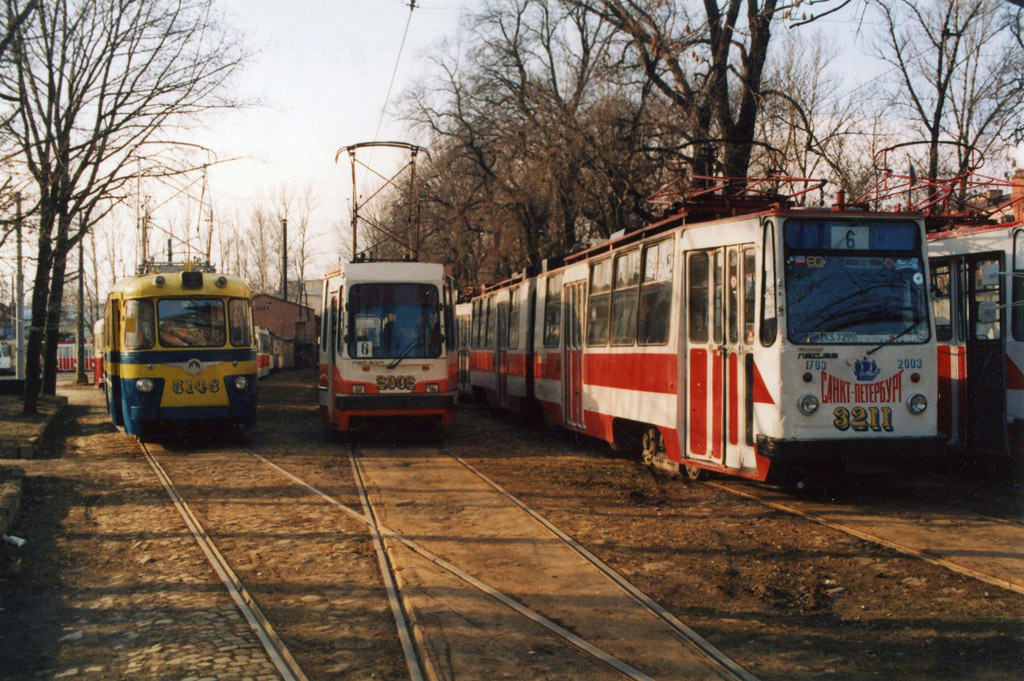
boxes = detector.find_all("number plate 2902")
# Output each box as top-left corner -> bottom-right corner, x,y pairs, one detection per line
375,375 -> 416,391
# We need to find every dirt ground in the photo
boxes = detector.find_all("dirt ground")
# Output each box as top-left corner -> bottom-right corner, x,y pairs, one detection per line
1,370 -> 1022,681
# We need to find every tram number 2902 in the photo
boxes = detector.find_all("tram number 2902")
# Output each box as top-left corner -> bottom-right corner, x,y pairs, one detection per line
375,375 -> 416,391
833,406 -> 893,432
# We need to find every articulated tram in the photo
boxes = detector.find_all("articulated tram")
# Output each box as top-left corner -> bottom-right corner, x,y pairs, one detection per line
470,184 -> 944,484
928,222 -> 1024,459
103,264 -> 258,438
318,260 -> 458,433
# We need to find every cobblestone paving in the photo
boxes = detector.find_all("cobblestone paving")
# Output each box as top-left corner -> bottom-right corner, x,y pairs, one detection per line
0,385 -> 281,680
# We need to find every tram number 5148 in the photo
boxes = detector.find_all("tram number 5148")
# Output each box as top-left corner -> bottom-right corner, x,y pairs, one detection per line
833,406 -> 893,432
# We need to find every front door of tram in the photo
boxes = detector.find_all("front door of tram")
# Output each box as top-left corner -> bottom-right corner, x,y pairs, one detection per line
563,280 -> 586,428
964,254 -> 1007,454
686,246 -> 756,469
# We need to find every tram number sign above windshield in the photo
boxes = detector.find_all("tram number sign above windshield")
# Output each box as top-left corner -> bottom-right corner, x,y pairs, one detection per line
831,225 -> 869,250
376,375 -> 416,391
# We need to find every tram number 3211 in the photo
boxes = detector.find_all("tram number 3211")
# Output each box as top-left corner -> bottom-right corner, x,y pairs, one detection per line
833,406 -> 894,432
375,375 -> 416,391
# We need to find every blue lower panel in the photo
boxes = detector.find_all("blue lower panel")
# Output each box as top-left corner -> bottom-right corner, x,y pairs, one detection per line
118,373 -> 257,435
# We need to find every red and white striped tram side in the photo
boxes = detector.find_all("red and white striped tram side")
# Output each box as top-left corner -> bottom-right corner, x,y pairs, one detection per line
318,261 -> 459,432
470,208 -> 944,483
468,273 -> 537,413
255,326 -> 272,378
927,222 -> 1024,458
455,302 -> 473,396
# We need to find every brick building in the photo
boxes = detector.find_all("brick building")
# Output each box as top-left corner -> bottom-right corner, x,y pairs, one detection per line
252,294 -> 320,368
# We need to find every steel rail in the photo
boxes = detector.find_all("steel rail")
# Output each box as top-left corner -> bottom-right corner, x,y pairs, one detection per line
246,448 -> 660,681
140,444 -> 308,681
706,480 -> 1024,597
449,454 -> 760,681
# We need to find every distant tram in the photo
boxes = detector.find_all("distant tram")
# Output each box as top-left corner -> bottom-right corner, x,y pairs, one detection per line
103,264 -> 258,438
318,260 -> 458,433
469,177 -> 944,484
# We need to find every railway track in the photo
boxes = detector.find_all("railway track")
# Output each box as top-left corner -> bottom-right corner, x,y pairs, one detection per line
706,478 -> 1024,597
141,434 -> 760,681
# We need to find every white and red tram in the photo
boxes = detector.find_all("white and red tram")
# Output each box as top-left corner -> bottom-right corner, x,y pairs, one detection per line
470,188 -> 943,484
455,301 -> 473,396
927,222 -> 1024,458
318,260 -> 459,433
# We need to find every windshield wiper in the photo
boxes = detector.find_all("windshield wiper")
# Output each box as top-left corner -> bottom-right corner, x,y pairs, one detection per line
866,317 -> 924,356
387,336 -> 420,369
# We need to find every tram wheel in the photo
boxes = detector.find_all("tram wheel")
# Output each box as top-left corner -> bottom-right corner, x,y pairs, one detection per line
640,426 -> 664,466
683,463 -> 707,482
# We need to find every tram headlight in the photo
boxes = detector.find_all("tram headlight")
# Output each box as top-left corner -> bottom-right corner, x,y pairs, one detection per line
797,394 -> 819,415
154,275 -> 165,287
352,384 -> 365,394
216,276 -> 228,287
234,376 -> 248,391
907,393 -> 928,415
425,383 -> 439,393
136,378 -> 154,393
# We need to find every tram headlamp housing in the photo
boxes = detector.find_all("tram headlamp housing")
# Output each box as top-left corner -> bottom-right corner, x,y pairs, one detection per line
136,378 -> 155,393
216,276 -> 228,287
425,383 -> 439,393
234,376 -> 248,391
154,275 -> 165,287
352,384 -> 365,394
907,393 -> 928,414
797,394 -> 819,415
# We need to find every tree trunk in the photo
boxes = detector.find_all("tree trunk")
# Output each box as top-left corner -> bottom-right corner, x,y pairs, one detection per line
22,239 -> 53,414
42,243 -> 69,395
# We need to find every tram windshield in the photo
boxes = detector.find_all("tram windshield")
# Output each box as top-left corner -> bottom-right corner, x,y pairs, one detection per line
348,283 -> 442,359
783,220 -> 930,345
157,298 -> 227,347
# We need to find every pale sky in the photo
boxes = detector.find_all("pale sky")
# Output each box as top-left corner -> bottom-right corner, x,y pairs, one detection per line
189,0 -> 469,272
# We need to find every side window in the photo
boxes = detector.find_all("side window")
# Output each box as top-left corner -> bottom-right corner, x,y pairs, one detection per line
713,250 -> 724,344
638,239 -> 673,345
320,288 -> 328,349
508,288 -> 521,349
688,252 -> 709,342
587,258 -> 612,346
124,299 -> 154,350
610,250 -> 640,345
728,250 -> 739,344
472,299 -> 482,349
485,296 -> 496,349
760,223 -> 778,346
228,299 -> 252,347
330,295 -> 338,356
932,262 -> 953,342
543,274 -> 562,347
972,259 -> 1001,340
336,290 -> 344,355
743,247 -> 756,344
1014,231 -> 1024,341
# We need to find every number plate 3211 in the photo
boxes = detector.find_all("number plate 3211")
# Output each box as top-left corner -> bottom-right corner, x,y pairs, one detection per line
833,406 -> 893,432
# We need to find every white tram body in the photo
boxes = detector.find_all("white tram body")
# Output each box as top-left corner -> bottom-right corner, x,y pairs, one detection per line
927,222 -> 1024,458
319,260 -> 458,432
470,207 -> 943,483
255,326 -> 272,378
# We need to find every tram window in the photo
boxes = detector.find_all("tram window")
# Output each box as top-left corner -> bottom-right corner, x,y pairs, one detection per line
320,294 -> 328,348
972,260 -> 1001,340
157,298 -> 225,348
931,263 -> 953,342
610,250 -> 640,346
228,299 -> 252,347
587,258 -> 612,346
728,250 -> 739,344
743,247 -> 755,344
485,296 -> 497,349
1014,231 -> 1024,341
471,299 -> 482,349
638,239 -> 673,345
543,274 -> 562,347
760,224 -> 778,346
509,289 -> 521,349
124,299 -> 155,350
330,296 -> 338,356
713,250 -> 724,344
688,252 -> 710,342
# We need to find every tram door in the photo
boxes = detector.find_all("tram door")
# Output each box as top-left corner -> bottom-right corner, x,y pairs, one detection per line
722,245 -> 757,469
496,300 -> 509,407
964,254 -> 1007,454
563,281 -> 586,428
686,249 -> 725,463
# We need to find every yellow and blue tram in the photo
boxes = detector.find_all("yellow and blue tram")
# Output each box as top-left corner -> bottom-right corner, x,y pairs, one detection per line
103,265 -> 258,438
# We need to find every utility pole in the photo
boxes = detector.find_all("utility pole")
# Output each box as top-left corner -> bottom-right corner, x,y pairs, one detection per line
75,218 -> 88,385
280,217 -> 288,301
15,193 -> 24,381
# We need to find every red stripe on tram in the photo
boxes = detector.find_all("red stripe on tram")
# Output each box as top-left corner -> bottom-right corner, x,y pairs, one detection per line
689,349 -> 707,456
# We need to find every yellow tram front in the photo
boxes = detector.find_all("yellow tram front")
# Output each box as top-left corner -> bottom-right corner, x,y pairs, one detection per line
104,268 -> 258,438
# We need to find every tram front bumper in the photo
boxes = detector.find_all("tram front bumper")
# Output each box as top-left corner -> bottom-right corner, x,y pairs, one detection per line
334,393 -> 458,411
755,435 -> 947,464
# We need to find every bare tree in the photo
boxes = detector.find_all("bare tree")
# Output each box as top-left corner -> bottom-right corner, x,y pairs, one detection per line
0,0 -> 246,412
